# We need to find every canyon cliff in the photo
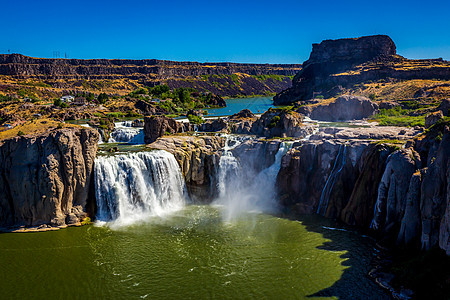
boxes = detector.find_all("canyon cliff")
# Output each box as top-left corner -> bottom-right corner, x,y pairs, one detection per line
0,54 -> 301,98
274,35 -> 450,104
0,127 -> 99,229
277,124 -> 450,254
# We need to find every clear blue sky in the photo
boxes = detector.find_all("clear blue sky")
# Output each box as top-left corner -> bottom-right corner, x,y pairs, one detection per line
2,0 -> 449,63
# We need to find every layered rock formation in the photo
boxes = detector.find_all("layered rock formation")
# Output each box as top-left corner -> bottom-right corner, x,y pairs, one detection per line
274,35 -> 450,104
0,54 -> 301,98
0,54 -> 300,78
0,127 -> 99,228
277,124 -> 450,254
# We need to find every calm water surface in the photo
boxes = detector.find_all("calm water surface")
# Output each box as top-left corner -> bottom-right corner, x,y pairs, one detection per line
206,96 -> 274,117
0,206 -> 387,299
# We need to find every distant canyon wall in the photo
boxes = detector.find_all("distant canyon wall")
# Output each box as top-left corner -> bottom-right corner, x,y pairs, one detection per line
0,54 -> 300,79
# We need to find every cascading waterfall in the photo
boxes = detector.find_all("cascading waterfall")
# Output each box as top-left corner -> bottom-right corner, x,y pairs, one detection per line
316,144 -> 347,216
108,121 -> 144,144
215,135 -> 290,221
94,150 -> 188,226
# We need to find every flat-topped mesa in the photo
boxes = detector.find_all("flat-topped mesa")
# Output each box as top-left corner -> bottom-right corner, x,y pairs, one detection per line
274,35 -> 450,105
306,35 -> 396,65
274,35 -> 397,105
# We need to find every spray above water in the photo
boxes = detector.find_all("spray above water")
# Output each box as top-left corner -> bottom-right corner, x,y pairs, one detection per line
94,150 -> 188,227
215,135 -> 291,221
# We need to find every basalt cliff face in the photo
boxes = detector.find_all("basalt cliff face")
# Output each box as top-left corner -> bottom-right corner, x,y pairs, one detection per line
0,54 -> 300,78
0,54 -> 301,97
274,35 -> 450,104
277,125 -> 450,254
0,127 -> 99,229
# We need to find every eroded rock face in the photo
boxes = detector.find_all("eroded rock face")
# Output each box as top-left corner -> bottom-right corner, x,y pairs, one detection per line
148,136 -> 224,202
144,115 -> 192,144
277,125 -> 450,254
274,35 -> 396,104
307,95 -> 379,121
0,127 -> 99,228
425,110 -> 444,128
250,109 -> 316,138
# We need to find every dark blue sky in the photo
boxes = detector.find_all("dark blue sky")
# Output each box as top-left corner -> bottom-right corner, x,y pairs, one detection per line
2,0 -> 449,63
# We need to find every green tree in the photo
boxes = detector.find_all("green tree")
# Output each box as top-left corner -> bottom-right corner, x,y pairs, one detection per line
98,93 -> 109,104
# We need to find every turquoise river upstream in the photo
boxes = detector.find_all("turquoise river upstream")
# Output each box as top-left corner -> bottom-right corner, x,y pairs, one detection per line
0,206 -> 388,299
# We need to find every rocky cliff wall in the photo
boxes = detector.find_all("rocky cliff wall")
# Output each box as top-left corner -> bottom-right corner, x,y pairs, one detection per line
0,54 -> 301,79
274,35 -> 450,104
277,126 -> 450,254
0,127 -> 99,229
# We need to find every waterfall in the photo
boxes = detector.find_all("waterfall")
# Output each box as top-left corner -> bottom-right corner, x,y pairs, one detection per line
215,135 -> 290,220
94,150 -> 188,226
316,144 -> 347,216
108,121 -> 144,144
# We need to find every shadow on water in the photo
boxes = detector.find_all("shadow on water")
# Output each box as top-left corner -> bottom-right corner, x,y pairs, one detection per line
283,213 -> 390,300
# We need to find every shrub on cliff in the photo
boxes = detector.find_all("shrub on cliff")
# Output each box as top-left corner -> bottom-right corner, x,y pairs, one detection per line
187,114 -> 205,125
98,93 -> 109,104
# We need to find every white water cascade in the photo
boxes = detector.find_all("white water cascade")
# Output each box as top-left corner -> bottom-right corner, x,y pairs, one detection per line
108,121 -> 144,144
94,150 -> 188,226
316,144 -> 347,216
215,135 -> 290,221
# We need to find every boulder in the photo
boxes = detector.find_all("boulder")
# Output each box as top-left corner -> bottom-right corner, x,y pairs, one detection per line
425,111 -> 444,128
308,95 -> 379,121
437,99 -> 450,116
250,109 -> 315,138
198,118 -> 228,132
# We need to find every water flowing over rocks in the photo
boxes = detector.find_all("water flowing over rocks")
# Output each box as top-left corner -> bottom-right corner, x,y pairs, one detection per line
0,127 -> 99,228
148,135 -> 224,202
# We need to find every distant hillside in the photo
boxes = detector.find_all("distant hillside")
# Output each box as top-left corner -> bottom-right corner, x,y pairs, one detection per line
0,54 -> 301,98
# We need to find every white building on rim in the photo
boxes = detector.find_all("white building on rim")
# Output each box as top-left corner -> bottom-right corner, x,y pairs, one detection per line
61,95 -> 74,103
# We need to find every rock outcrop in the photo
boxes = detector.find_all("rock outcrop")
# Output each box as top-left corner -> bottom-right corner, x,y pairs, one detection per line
303,95 -> 379,121
144,115 -> 192,144
0,127 -> 99,228
250,109 -> 316,138
274,35 -> 450,105
148,136 -> 224,202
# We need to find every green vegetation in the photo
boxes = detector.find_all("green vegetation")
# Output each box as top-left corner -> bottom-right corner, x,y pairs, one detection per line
268,116 -> 280,128
187,114 -> 205,124
252,74 -> 284,82
98,93 -> 109,104
81,217 -> 92,225
372,106 -> 425,127
127,85 -> 222,114
17,131 -> 25,136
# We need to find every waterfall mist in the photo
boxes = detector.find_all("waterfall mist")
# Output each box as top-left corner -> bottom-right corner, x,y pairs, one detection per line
94,150 -> 188,227
214,135 -> 290,221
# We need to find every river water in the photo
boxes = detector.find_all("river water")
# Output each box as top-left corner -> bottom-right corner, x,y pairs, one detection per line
206,96 -> 274,117
0,206 -> 387,299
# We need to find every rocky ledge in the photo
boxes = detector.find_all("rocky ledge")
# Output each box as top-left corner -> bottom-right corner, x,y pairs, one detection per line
0,127 -> 99,230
